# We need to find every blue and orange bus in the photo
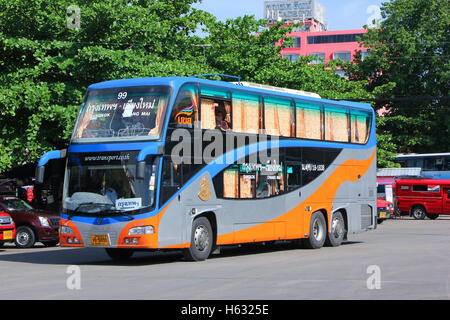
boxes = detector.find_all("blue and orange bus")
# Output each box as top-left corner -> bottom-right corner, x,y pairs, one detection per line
36,76 -> 377,261
394,153 -> 450,179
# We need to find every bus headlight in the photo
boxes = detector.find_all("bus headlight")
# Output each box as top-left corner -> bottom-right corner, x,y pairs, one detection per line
60,226 -> 74,235
128,226 -> 154,235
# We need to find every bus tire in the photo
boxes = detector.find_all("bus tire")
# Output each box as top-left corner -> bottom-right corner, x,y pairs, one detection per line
184,217 -> 213,261
325,211 -> 345,247
426,213 -> 439,220
411,205 -> 426,220
303,211 -> 327,249
105,248 -> 134,261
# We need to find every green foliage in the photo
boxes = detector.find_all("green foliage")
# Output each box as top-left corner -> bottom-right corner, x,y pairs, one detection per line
350,0 -> 450,159
2,0 -> 446,172
0,0 -> 213,172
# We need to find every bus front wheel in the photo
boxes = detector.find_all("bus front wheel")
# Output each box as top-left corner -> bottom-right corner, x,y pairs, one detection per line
184,217 -> 213,261
303,211 -> 327,249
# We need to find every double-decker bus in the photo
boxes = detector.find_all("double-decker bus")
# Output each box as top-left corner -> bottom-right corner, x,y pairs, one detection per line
36,76 -> 377,261
394,153 -> 450,179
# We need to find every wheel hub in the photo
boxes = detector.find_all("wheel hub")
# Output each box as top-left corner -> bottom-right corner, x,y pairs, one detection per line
194,225 -> 209,252
313,219 -> 324,241
332,217 -> 344,238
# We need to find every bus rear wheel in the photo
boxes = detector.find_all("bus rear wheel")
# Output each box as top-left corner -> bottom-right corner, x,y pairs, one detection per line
184,217 -> 213,261
325,211 -> 345,247
303,211 -> 327,249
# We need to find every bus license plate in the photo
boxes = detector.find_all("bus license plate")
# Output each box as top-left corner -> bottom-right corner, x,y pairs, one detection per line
91,235 -> 110,246
3,231 -> 12,240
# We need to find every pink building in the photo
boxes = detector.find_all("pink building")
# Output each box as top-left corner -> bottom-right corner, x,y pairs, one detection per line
280,28 -> 369,65
264,1 -> 369,77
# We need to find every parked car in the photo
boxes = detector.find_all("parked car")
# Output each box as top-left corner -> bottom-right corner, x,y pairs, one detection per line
0,211 -> 15,247
377,198 -> 394,224
0,196 -> 60,248
394,178 -> 450,220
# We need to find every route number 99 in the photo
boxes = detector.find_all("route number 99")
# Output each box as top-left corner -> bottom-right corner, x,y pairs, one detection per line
118,92 -> 128,99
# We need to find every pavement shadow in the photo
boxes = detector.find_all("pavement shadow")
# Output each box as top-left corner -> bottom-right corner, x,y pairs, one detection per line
0,239 -> 366,266
341,241 -> 364,245
0,246 -> 184,266
211,239 -> 364,260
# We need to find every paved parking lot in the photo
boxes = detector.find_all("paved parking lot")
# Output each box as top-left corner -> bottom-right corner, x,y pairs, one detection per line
0,216 -> 449,300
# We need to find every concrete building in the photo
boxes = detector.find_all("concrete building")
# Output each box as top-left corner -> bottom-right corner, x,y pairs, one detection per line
264,0 -> 327,31
265,0 -> 369,76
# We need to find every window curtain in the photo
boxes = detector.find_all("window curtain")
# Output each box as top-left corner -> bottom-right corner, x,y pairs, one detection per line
74,110 -> 94,138
325,108 -> 348,142
239,175 -> 254,199
232,93 -> 260,134
149,96 -> 167,135
190,87 -> 199,124
264,98 -> 293,137
351,112 -> 369,144
223,170 -> 239,198
201,98 -> 216,130
296,103 -> 322,140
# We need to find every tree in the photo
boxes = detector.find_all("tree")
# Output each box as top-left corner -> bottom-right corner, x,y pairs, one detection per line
0,1 -> 387,172
0,0 -> 213,172
350,0 -> 450,158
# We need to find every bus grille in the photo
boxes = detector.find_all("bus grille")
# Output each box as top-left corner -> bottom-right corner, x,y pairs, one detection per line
361,205 -> 373,229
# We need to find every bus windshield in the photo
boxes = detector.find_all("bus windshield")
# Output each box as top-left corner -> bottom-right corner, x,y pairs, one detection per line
72,86 -> 170,142
63,151 -> 158,215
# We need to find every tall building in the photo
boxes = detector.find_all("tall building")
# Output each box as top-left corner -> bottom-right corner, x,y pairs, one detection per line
264,0 -> 327,31
265,0 -> 368,76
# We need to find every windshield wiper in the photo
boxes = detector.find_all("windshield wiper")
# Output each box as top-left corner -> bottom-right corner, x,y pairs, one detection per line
111,211 -> 135,221
74,202 -> 114,213
67,202 -> 115,220
68,202 -> 134,221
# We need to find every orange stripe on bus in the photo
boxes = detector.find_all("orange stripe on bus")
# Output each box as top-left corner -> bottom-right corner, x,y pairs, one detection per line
217,150 -> 376,245
117,199 -> 175,248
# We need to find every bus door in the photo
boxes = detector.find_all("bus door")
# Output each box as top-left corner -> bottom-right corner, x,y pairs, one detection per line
160,157 -> 184,244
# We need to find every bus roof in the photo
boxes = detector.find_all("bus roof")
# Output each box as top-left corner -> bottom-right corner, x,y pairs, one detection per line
87,77 -> 374,112
395,178 -> 450,185
395,153 -> 450,159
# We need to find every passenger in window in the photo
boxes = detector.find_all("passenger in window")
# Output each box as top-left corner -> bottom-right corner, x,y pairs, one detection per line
215,109 -> 230,131
256,181 -> 270,198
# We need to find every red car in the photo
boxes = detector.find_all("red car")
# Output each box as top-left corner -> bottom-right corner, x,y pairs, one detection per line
0,196 -> 59,248
395,179 -> 450,220
377,198 -> 394,224
0,211 -> 16,246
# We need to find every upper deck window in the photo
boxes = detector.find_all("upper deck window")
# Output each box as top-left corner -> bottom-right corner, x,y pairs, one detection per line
351,109 -> 371,144
324,106 -> 349,142
72,85 -> 170,142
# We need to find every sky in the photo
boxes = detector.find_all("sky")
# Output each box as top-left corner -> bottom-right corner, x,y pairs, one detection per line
194,0 -> 384,31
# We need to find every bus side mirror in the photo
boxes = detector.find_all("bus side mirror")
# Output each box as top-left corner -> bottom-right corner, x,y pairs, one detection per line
36,166 -> 46,184
35,149 -> 67,184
